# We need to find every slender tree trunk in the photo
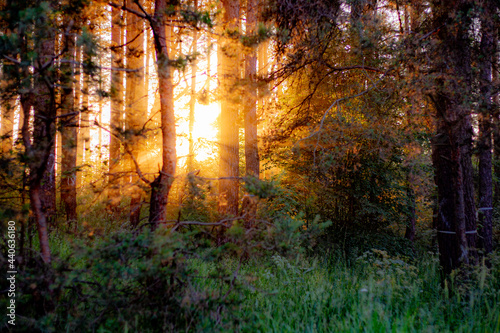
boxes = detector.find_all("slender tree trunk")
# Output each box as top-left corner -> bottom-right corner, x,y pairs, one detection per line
403,5 -> 419,243
257,37 -> 269,112
244,0 -> 259,178
477,0 -> 495,255
60,36 -> 78,224
149,0 -> 177,230
188,0 -> 198,172
77,43 -> 89,190
34,36 -> 57,226
20,32 -> 56,263
404,174 -> 416,242
126,0 -> 147,227
0,84 -> 15,154
494,49 -> 500,207
29,184 -> 51,262
109,6 -> 125,209
218,0 -> 240,225
242,0 -> 259,229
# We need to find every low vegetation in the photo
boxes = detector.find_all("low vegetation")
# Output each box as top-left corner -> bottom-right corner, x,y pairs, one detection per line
1,196 -> 499,332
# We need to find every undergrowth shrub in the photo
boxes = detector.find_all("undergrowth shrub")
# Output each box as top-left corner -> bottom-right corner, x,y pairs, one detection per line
0,230 -> 241,332
0,178 -> 332,333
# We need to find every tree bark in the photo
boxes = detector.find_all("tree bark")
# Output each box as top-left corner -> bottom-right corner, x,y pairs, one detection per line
244,0 -> 259,178
477,0 -> 496,255
241,0 -> 260,229
0,85 -> 15,154
218,0 -> 241,222
77,69 -> 90,178
430,0 -> 476,273
188,0 -> 198,172
60,35 -> 78,224
109,6 -> 125,209
20,33 -> 56,263
494,49 -> 500,208
126,0 -> 147,227
148,0 -> 177,230
404,176 -> 416,242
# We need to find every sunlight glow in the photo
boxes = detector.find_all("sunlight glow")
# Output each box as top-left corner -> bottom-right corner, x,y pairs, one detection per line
176,102 -> 220,164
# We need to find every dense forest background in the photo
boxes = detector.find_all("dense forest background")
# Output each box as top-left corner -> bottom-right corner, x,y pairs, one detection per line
1,0 -> 500,331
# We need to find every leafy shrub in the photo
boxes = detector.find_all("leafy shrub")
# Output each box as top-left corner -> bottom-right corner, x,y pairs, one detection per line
0,230 -> 241,332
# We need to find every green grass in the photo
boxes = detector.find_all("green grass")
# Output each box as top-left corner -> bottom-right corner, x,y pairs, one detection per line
194,250 -> 500,332
9,221 -> 500,332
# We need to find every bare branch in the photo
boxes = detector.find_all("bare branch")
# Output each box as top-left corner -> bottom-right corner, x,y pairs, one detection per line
323,64 -> 386,74
94,120 -> 152,185
108,2 -> 148,19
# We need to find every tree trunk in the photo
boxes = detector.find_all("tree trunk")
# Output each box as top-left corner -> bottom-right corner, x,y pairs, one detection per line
188,0 -> 198,172
404,176 -> 416,242
494,51 -> 500,208
218,0 -> 241,223
109,6 -> 125,210
77,43 -> 89,190
244,0 -> 259,178
60,36 -> 78,224
126,0 -> 147,227
20,33 -> 56,263
0,86 -> 15,154
477,0 -> 495,255
430,0 -> 475,273
148,0 -> 177,230
241,0 -> 259,229
29,184 -> 51,263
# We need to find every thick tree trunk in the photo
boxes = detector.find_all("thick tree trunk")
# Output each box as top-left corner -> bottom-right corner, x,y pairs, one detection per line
430,0 -> 476,273
126,0 -> 147,227
218,0 -> 240,221
148,0 -> 177,230
60,36 -> 78,224
477,0 -> 495,255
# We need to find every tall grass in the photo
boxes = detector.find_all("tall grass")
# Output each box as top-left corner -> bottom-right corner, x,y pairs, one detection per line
6,217 -> 500,332
196,250 -> 500,332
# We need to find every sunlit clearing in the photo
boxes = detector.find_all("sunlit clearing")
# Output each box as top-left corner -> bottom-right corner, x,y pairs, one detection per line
177,102 -> 220,164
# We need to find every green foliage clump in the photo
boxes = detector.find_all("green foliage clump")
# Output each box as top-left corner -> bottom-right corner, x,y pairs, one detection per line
0,230 -> 237,332
227,251 -> 500,332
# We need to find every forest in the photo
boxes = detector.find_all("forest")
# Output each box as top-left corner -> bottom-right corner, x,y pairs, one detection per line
1,0 -> 500,331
